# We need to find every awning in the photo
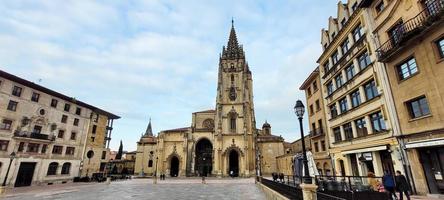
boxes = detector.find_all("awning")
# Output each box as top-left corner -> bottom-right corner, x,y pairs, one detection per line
405,139 -> 444,149
341,145 -> 387,155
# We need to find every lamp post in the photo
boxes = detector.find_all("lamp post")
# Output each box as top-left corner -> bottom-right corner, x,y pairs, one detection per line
294,100 -> 312,184
153,157 -> 158,184
2,152 -> 16,187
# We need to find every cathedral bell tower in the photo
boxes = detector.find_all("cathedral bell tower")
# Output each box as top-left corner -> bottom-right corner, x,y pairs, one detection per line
214,21 -> 256,177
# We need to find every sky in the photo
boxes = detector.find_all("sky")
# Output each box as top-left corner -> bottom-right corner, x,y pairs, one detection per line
0,0 -> 338,151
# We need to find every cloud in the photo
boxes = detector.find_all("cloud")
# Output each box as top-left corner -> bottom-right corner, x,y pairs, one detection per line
0,0 -> 337,150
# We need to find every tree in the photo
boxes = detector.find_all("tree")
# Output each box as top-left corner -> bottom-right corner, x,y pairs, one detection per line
116,140 -> 123,160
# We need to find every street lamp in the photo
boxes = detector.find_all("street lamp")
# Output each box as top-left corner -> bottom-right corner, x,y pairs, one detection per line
2,152 -> 16,187
294,100 -> 312,184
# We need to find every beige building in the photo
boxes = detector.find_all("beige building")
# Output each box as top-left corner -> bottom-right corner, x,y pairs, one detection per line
366,0 -> 444,195
299,67 -> 332,176
0,70 -> 118,187
276,136 -> 311,176
317,0 -> 403,178
257,121 -> 285,175
134,23 -> 285,178
134,120 -> 158,176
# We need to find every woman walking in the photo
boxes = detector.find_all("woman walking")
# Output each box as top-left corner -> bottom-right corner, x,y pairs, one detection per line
395,170 -> 410,200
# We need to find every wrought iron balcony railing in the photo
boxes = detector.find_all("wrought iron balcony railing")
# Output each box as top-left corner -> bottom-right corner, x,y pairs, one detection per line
376,0 -> 444,61
14,131 -> 55,141
310,128 -> 325,138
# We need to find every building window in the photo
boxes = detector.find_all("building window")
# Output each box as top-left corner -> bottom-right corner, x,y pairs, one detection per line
345,64 -> 356,80
65,147 -> 75,155
339,98 -> 348,113
0,140 -> 9,151
41,144 -> 47,153
61,163 -> 71,174
355,118 -> 368,137
389,21 -> 404,45
91,137 -> 95,142
364,80 -> 378,100
352,25 -> 364,42
18,142 -> 24,152
73,118 -> 79,126
309,105 -> 314,115
52,145 -> 63,154
331,32 -> 336,39
230,117 -> 236,132
323,62 -> 330,73
61,115 -> 68,123
397,57 -> 418,80
307,87 -> 312,96
332,51 -> 339,65
370,111 -> 387,133
335,74 -> 344,88
327,81 -> 334,95
51,99 -> 58,108
315,100 -> 320,111
0,119 -> 12,130
406,96 -> 430,118
333,127 -> 342,142
341,39 -> 350,54
76,107 -> 81,115
33,125 -> 42,134
92,125 -> 97,134
358,52 -> 371,70
148,160 -> 153,168
330,104 -> 338,119
351,2 -> 358,12
58,130 -> 65,138
375,1 -> 385,14
27,143 -> 39,153
321,141 -> 326,151
7,100 -> 18,111
64,103 -> 70,112
101,151 -> 106,159
70,132 -> 76,140
351,90 -> 361,108
47,162 -> 58,175
12,86 -> 22,97
92,113 -> 99,122
343,123 -> 353,140
341,18 -> 347,27
31,92 -> 40,102
313,81 -> 318,91
437,37 -> 444,58
314,142 -> 319,152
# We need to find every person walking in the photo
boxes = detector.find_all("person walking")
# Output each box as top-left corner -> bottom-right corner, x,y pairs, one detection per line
395,171 -> 410,200
368,172 -> 380,192
383,170 -> 397,200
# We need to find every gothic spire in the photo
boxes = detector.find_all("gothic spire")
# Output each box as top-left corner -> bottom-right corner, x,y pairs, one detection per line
144,118 -> 153,136
222,19 -> 244,59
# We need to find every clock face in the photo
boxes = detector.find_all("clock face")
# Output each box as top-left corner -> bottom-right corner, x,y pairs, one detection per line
229,87 -> 236,101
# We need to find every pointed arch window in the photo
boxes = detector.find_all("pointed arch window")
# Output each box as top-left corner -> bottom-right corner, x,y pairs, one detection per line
228,109 -> 237,133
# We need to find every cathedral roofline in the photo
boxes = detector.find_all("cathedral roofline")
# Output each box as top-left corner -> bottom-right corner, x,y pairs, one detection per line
192,109 -> 215,114
162,127 -> 190,133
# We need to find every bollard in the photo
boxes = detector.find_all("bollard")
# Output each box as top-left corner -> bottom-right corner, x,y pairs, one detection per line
106,177 -> 111,185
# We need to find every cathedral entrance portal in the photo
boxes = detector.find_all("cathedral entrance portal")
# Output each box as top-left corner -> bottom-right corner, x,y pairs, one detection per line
170,156 -> 179,177
195,138 -> 213,176
229,150 -> 239,177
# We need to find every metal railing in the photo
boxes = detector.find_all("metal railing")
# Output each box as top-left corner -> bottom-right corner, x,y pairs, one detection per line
376,0 -> 444,60
310,128 -> 325,137
316,175 -> 383,192
317,192 -> 347,200
14,131 -> 55,141
261,177 -> 303,200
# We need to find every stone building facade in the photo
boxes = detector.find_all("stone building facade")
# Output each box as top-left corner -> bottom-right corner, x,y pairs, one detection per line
317,0 -> 403,178
365,0 -> 444,195
134,23 -> 285,178
299,67 -> 332,176
0,70 -> 118,187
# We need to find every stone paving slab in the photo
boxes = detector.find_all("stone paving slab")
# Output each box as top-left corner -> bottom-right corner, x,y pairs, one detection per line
2,178 -> 266,200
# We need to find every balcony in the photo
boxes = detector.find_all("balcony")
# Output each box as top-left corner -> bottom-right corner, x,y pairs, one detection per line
310,128 -> 325,138
376,0 -> 444,61
13,131 -> 55,141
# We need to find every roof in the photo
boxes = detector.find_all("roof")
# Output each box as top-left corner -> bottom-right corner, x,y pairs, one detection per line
0,69 -> 120,119
144,118 -> 153,136
162,127 -> 190,133
299,67 -> 319,90
193,109 -> 215,114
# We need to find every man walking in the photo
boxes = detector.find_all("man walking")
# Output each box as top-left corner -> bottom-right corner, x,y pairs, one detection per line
395,170 -> 410,200
383,170 -> 397,200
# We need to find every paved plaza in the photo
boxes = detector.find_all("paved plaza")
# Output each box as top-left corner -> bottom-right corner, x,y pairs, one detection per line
2,178 -> 266,200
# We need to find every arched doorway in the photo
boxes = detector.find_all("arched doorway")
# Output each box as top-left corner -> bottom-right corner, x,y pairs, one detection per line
228,150 -> 239,177
195,138 -> 213,176
170,156 -> 179,177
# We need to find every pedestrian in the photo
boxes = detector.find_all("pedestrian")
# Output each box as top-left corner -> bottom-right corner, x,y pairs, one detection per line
368,172 -> 381,192
279,173 -> 284,183
395,170 -> 410,200
230,170 -> 234,178
272,173 -> 277,182
382,170 -> 397,200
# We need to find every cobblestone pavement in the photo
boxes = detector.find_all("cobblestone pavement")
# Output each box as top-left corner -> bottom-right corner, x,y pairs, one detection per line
2,178 -> 266,200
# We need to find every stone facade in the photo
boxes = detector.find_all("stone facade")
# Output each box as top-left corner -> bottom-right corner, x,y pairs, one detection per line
366,0 -> 444,195
134,23 -> 285,178
0,70 -> 118,187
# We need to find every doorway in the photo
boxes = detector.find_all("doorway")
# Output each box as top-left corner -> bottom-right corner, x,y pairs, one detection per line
419,147 -> 444,194
380,150 -> 395,175
228,150 -> 239,177
15,162 -> 36,187
195,138 -> 213,176
170,156 -> 179,177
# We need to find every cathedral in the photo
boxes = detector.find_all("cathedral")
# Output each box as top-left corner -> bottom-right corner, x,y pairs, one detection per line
134,23 -> 285,177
